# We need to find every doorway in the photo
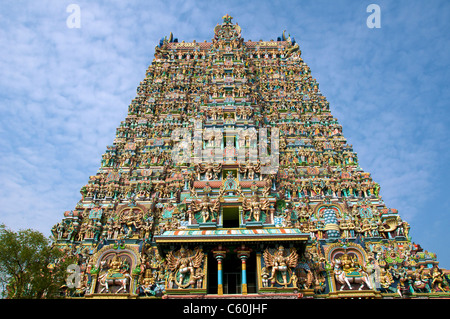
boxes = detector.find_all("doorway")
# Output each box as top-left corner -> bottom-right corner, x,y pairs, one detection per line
222,252 -> 242,295
223,206 -> 240,228
206,250 -> 257,295
223,272 -> 241,294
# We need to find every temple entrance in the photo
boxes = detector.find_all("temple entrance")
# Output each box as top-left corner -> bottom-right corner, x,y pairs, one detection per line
223,272 -> 241,294
222,253 -> 242,294
207,249 -> 257,295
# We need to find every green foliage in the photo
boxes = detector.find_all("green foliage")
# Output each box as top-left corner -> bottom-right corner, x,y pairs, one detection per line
0,224 -> 74,299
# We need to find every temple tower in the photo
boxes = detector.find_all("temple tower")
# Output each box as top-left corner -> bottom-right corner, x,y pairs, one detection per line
53,15 -> 449,299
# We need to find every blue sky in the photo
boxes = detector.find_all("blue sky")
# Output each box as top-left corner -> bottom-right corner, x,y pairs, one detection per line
0,0 -> 449,268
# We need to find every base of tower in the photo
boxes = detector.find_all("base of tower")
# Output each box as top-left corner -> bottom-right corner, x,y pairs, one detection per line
163,293 -> 301,299
328,289 -> 382,299
84,293 -> 139,299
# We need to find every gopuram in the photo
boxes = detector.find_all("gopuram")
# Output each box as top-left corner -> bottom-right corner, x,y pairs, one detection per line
53,15 -> 450,299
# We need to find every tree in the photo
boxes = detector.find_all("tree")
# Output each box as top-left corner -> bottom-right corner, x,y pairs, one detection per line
0,224 -> 74,298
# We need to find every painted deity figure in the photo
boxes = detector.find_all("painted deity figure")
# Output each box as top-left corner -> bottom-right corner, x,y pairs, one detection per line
411,267 -> 431,293
242,194 -> 269,222
431,266 -> 449,292
190,195 -> 221,223
166,247 -> 204,289
261,267 -> 270,287
108,255 -> 124,276
332,253 -> 373,291
98,254 -> 132,294
196,161 -> 222,180
193,268 -> 204,288
239,160 -> 260,180
263,245 -> 298,287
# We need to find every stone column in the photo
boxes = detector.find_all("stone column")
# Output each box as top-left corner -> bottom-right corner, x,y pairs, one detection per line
240,255 -> 248,294
235,244 -> 251,295
217,256 -> 224,295
212,245 -> 228,295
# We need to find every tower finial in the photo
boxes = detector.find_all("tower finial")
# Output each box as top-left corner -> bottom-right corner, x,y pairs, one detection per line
222,14 -> 233,24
